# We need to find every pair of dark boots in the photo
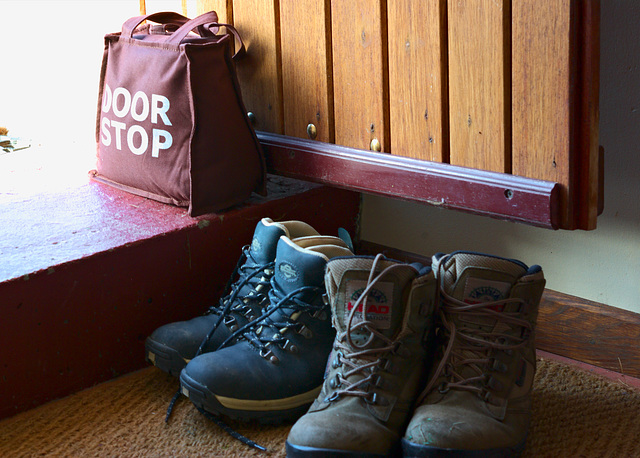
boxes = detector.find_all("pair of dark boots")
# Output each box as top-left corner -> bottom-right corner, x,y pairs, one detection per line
146,217 -> 353,422
146,218 -> 545,457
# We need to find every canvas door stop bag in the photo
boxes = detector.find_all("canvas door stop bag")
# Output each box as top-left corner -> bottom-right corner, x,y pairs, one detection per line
93,11 -> 266,216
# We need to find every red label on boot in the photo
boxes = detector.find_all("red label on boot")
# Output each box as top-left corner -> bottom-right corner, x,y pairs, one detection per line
345,280 -> 394,329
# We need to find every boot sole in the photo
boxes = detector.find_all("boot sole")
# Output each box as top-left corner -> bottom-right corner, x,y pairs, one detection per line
145,338 -> 190,377
400,436 -> 526,458
286,441 -> 399,457
180,370 -> 319,424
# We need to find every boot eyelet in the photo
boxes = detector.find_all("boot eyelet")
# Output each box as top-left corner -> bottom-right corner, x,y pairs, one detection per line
485,375 -> 504,392
438,382 -> 450,394
480,390 -> 501,406
259,348 -> 279,364
282,340 -> 299,354
490,358 -> 508,373
297,325 -> 313,339
382,359 -> 399,375
392,342 -> 410,358
312,309 -> 328,320
329,374 -> 342,389
364,392 -> 382,405
332,352 -> 343,368
325,391 -> 340,403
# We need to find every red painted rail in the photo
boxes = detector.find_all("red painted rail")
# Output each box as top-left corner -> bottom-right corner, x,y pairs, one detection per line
259,131 -> 560,229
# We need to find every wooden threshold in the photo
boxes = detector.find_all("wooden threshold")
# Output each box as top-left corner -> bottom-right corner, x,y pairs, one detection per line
358,241 -> 640,379
259,131 -> 561,229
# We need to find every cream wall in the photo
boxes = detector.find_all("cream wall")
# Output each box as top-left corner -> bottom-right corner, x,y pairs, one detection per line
360,1 -> 640,313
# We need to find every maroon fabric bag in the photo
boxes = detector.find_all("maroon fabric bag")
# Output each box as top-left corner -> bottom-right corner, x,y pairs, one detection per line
93,11 -> 265,216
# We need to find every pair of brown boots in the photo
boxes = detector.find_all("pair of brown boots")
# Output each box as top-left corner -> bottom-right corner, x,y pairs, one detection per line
285,251 -> 545,457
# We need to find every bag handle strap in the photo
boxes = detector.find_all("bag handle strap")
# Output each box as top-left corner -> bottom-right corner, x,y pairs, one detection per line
122,11 -> 195,37
201,22 -> 247,59
165,16 -> 246,60
122,11 -> 245,59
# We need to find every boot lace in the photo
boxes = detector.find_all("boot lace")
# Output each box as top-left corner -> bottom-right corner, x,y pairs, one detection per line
216,277 -> 325,363
167,275 -> 324,451
417,276 -> 532,405
165,246 -> 274,451
196,246 -> 274,355
327,254 -> 408,405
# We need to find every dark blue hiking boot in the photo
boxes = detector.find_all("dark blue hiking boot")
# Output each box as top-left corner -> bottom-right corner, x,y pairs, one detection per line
179,235 -> 353,422
145,218 -> 321,377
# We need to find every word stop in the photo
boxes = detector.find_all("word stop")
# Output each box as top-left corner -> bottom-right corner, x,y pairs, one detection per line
100,85 -> 174,157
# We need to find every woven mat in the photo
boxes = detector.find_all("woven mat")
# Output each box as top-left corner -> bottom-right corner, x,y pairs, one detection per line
1,357 -> 639,457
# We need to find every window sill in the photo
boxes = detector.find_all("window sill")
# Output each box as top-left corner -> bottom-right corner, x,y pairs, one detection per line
0,145 -> 360,419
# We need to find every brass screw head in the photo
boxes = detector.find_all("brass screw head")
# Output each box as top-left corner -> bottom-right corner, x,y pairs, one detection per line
307,123 -> 318,140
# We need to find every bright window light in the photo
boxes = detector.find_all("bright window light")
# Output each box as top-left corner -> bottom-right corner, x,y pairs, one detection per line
0,1 -> 143,194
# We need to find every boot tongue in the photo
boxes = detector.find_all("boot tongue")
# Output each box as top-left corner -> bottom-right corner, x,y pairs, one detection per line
434,252 -> 527,325
249,218 -> 289,265
328,257 -> 417,341
273,237 -> 329,297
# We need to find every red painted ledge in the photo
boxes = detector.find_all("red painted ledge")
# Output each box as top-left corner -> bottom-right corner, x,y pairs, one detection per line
0,147 -> 360,419
259,131 -> 560,229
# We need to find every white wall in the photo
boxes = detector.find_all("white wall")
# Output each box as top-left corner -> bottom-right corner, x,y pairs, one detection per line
360,2 -> 640,313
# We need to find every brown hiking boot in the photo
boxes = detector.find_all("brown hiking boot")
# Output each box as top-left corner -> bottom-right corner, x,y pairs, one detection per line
402,251 -> 545,457
286,254 -> 437,457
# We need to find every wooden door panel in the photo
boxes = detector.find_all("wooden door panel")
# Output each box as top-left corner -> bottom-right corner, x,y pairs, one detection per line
512,0 -> 600,229
387,0 -> 448,162
143,0 -> 191,15
331,0 -> 388,152
447,0 -> 510,173
512,0 -> 572,227
233,0 -> 283,134
197,0 -> 231,22
279,0 -> 334,143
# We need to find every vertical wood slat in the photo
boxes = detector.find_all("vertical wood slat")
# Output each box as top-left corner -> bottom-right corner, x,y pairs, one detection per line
447,0 -> 511,173
143,0 -> 191,15
197,0 -> 231,22
387,0 -> 448,162
279,0 -> 334,143
232,0 -> 283,134
512,0 -> 573,228
573,0 -> 600,230
331,0 -> 389,152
